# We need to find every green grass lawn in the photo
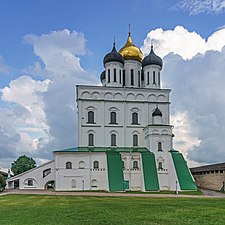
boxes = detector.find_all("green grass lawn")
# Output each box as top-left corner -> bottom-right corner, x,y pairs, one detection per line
1,194 -> 225,225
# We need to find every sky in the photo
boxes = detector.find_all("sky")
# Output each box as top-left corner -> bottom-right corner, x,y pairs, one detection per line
1,0 -> 225,168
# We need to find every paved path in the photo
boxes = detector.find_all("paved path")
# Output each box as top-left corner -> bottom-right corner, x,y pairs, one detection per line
200,189 -> 225,198
1,189 -> 225,198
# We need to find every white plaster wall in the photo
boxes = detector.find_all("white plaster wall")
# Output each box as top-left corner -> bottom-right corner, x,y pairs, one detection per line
143,65 -> 161,89
121,153 -> 143,191
7,161 -> 55,190
55,152 -> 108,191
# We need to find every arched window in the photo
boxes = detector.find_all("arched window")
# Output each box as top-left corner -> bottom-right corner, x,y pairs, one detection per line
158,72 -> 160,85
158,142 -> 162,151
71,179 -> 76,188
79,161 -> 85,169
114,68 -> 116,82
133,161 -> 139,169
130,69 -> 134,85
153,71 -> 156,84
132,112 -> 138,124
133,134 -> 138,147
119,70 -> 122,83
138,71 -> 140,87
158,162 -> 163,170
87,111 -> 94,123
88,133 -> 94,146
66,162 -> 72,169
111,134 -> 116,146
147,71 -> 150,85
110,112 -> 117,124
108,69 -> 110,83
93,161 -> 99,169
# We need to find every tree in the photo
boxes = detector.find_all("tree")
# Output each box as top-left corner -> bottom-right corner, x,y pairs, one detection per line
11,155 -> 36,176
0,174 -> 6,192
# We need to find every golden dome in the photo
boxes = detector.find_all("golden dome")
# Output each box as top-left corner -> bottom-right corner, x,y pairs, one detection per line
119,32 -> 143,62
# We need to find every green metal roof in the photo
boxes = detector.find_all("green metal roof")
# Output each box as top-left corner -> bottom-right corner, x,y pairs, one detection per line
170,149 -> 198,191
54,147 -> 149,153
106,151 -> 124,192
141,152 -> 159,191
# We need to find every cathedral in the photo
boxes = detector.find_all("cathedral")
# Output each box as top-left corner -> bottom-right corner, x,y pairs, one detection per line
7,31 -> 197,192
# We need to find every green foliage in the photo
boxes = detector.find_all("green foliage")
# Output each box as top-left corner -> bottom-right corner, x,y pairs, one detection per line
0,174 -> 6,192
1,195 -> 225,225
11,155 -> 36,176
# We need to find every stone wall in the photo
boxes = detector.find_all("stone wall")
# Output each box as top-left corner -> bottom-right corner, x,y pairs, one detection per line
192,171 -> 225,191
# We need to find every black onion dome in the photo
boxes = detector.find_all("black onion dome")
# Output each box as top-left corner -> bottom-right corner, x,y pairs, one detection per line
142,46 -> 163,68
152,106 -> 162,117
100,70 -> 106,82
103,43 -> 124,66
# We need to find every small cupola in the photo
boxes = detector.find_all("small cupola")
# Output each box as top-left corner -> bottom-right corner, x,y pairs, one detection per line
152,106 -> 162,124
142,45 -> 163,69
103,42 -> 124,67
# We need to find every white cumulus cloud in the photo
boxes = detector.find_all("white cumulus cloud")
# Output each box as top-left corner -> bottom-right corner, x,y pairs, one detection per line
141,25 -> 225,60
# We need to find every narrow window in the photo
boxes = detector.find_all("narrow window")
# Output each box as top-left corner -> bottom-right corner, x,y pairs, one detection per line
122,161 -> 125,170
147,72 -> 149,85
132,112 -> 138,124
87,111 -> 94,123
138,71 -> 140,87
133,161 -> 138,169
108,69 -> 110,83
158,72 -> 160,85
153,71 -> 156,84
158,162 -> 163,170
133,134 -> 138,147
114,68 -> 116,82
130,69 -> 134,85
66,162 -> 72,169
88,133 -> 94,146
110,112 -> 117,124
111,134 -> 116,146
119,70 -> 122,83
158,142 -> 162,151
93,161 -> 99,169
123,70 -> 126,86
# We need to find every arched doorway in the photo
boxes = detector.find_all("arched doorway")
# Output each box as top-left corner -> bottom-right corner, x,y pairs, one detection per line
44,180 -> 55,190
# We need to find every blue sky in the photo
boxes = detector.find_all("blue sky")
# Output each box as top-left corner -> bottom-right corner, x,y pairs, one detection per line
1,0 -> 225,168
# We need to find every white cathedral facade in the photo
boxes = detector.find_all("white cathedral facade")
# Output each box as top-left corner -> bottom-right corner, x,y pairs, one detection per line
7,31 -> 197,192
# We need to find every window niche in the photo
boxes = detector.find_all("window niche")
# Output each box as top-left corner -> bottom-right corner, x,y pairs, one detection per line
93,161 -> 99,169
87,111 -> 95,124
111,134 -> 117,146
158,142 -> 163,151
66,162 -> 72,169
110,111 -> 117,124
132,112 -> 139,125
133,134 -> 138,147
133,161 -> 139,169
88,133 -> 94,146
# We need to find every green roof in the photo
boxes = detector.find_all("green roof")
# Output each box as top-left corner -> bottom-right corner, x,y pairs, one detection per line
54,147 -> 149,153
170,149 -> 198,191
141,152 -> 159,191
107,151 -> 124,192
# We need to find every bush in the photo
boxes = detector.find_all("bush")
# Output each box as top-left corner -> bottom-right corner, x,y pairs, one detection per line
0,174 -> 6,192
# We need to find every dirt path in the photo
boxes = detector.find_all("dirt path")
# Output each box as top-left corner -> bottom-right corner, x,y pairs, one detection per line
1,189 -> 225,198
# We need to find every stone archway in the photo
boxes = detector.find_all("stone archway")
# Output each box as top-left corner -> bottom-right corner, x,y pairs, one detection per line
44,180 -> 55,190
